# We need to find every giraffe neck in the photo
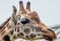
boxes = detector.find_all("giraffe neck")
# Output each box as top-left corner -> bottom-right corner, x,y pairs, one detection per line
0,17 -> 21,41
0,17 -> 11,30
0,17 -> 12,41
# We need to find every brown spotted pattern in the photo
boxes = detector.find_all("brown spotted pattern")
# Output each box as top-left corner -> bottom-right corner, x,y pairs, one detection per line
0,1 -> 56,41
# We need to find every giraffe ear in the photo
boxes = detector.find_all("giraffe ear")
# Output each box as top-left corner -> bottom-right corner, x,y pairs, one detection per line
12,5 -> 17,14
11,6 -> 17,25
26,1 -> 31,11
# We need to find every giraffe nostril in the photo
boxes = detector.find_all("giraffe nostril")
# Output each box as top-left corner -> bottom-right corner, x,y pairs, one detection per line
21,18 -> 30,24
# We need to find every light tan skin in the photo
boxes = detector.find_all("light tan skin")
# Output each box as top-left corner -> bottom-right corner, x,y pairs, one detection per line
0,1 -> 56,41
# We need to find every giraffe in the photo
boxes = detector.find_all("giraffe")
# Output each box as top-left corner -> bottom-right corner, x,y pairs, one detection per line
0,1 -> 57,41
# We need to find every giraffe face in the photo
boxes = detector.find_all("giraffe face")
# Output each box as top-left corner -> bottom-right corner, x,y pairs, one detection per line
11,1 -> 56,41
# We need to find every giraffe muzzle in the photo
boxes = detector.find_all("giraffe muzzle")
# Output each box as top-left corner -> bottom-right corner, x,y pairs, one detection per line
42,29 -> 57,41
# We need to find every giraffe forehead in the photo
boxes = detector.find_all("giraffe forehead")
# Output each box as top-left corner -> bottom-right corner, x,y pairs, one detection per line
16,11 -> 39,20
17,9 -> 30,15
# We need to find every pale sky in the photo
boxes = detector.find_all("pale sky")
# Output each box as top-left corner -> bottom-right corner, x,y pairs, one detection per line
0,0 -> 60,26
0,0 -> 60,41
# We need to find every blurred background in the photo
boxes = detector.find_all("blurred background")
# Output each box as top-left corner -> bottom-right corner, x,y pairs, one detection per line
0,0 -> 60,41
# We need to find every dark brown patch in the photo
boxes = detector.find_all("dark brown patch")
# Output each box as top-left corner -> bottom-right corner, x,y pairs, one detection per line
26,35 -> 29,38
10,30 -> 14,35
17,27 -> 19,32
24,28 -> 30,34
3,35 -> 10,41
8,26 -> 11,29
13,35 -> 16,39
17,34 -> 21,37
37,34 -> 40,36
15,27 -> 16,31
30,33 -> 36,38
36,28 -> 41,32
19,32 -> 24,36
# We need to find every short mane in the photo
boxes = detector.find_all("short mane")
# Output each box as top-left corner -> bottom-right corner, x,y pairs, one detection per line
0,17 -> 11,30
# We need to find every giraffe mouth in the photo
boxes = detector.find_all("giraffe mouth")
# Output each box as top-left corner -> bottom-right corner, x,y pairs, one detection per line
43,35 -> 53,41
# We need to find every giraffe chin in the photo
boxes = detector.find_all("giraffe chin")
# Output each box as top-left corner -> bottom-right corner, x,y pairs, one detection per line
14,38 -> 53,41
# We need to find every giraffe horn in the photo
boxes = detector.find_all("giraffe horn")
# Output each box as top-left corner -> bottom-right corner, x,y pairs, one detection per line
19,1 -> 25,11
26,1 -> 31,11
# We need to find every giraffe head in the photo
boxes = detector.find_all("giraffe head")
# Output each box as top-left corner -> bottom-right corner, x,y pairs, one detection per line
11,1 -> 56,41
